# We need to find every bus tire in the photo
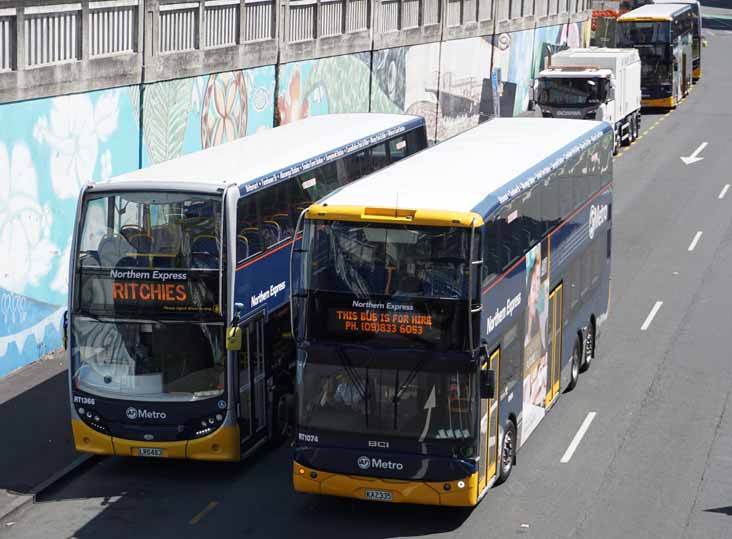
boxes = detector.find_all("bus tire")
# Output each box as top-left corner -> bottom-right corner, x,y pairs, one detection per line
270,388 -> 292,445
566,338 -> 581,391
580,322 -> 595,372
496,420 -> 516,485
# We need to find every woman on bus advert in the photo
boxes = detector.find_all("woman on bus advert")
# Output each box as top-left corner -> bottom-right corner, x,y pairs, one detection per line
522,242 -> 549,444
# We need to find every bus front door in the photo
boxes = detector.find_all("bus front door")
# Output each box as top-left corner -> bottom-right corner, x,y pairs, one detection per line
545,284 -> 563,407
237,314 -> 268,448
478,349 -> 500,494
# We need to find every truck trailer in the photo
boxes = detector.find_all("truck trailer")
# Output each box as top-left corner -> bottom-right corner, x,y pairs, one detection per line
534,48 -> 641,154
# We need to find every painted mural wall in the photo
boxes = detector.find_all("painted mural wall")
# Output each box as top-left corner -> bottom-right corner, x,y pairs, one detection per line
0,19 -> 590,379
141,65 -> 275,166
0,88 -> 140,377
276,53 -> 373,125
0,65 -> 277,378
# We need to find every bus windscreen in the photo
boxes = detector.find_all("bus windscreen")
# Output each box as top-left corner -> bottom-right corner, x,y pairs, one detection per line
75,192 -> 222,317
302,221 -> 473,350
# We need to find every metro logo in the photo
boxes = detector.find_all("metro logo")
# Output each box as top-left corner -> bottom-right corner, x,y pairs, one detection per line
357,456 -> 404,471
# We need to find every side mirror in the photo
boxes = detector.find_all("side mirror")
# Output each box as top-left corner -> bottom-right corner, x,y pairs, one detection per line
62,311 -> 68,350
480,369 -> 496,399
226,326 -> 242,351
528,99 -> 535,112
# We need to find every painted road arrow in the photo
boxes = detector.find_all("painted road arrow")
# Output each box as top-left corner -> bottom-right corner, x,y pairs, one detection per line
681,142 -> 708,165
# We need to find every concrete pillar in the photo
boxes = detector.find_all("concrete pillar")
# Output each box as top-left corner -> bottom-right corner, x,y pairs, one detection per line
15,6 -> 25,70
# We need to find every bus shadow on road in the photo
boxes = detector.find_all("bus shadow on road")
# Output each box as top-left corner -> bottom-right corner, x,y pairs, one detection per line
34,440 -> 470,539
0,370 -> 77,495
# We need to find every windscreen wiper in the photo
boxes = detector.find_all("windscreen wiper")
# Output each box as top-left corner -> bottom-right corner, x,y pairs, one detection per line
392,353 -> 430,429
335,345 -> 370,425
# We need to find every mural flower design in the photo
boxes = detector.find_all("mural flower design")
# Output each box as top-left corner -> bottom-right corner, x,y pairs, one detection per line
277,67 -> 310,125
201,71 -> 249,149
0,143 -> 57,294
100,150 -> 113,180
35,91 -> 120,198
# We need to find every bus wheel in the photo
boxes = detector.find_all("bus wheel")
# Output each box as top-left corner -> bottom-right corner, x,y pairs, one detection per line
613,132 -> 620,155
496,421 -> 516,485
270,388 -> 292,445
580,323 -> 595,372
566,338 -> 581,391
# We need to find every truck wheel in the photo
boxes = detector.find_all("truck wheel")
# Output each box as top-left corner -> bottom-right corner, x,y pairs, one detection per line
629,117 -> 637,142
621,123 -> 631,147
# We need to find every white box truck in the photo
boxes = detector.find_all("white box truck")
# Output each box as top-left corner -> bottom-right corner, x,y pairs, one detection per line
534,48 -> 641,154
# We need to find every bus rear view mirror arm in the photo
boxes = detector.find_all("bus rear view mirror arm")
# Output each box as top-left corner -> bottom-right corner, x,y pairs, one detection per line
480,369 -> 496,400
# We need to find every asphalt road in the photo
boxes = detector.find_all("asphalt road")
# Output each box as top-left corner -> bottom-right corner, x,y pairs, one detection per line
3,17 -> 732,539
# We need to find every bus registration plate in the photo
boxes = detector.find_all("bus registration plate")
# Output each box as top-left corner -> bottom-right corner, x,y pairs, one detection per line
364,489 -> 393,502
138,447 -> 163,457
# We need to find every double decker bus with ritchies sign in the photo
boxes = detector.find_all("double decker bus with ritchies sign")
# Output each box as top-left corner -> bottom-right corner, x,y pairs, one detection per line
65,114 -> 427,462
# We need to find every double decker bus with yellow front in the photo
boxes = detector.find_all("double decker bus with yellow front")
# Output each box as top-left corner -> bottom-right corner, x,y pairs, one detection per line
651,0 -> 703,81
290,117 -> 613,506
65,114 -> 427,462
617,3 -> 696,108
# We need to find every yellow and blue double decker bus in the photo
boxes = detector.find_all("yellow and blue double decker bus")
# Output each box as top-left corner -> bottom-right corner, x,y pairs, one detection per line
617,3 -> 695,107
651,0 -> 702,81
65,114 -> 427,462
290,118 -> 613,506
619,0 -> 703,81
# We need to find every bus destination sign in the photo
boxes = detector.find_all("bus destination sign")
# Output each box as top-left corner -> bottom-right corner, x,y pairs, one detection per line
110,269 -> 217,313
78,268 -> 219,315
329,308 -> 433,336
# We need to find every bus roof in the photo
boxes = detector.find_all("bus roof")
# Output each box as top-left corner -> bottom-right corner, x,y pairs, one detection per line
618,3 -> 690,20
93,114 -> 423,194
316,118 -> 611,223
652,0 -> 699,7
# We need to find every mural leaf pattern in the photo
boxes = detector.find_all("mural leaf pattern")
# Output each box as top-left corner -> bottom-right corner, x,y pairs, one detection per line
304,54 -> 371,114
143,79 -> 194,165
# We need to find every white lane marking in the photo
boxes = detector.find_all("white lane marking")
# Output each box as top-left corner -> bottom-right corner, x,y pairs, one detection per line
719,184 -> 730,199
688,231 -> 703,252
560,412 -> 597,463
641,301 -> 663,331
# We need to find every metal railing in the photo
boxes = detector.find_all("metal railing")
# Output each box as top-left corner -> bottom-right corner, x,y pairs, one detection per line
0,0 -> 591,101
90,1 -> 137,56
243,0 -> 273,40
24,5 -> 80,66
0,14 -> 13,71
159,2 -> 197,53
204,0 -> 239,47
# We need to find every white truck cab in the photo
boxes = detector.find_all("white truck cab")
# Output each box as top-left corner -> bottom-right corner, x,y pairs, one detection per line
534,48 -> 641,154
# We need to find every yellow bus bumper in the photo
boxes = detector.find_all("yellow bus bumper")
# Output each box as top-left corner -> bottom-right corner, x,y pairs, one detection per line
642,97 -> 675,108
72,419 -> 241,461
693,67 -> 701,81
293,462 -> 479,507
